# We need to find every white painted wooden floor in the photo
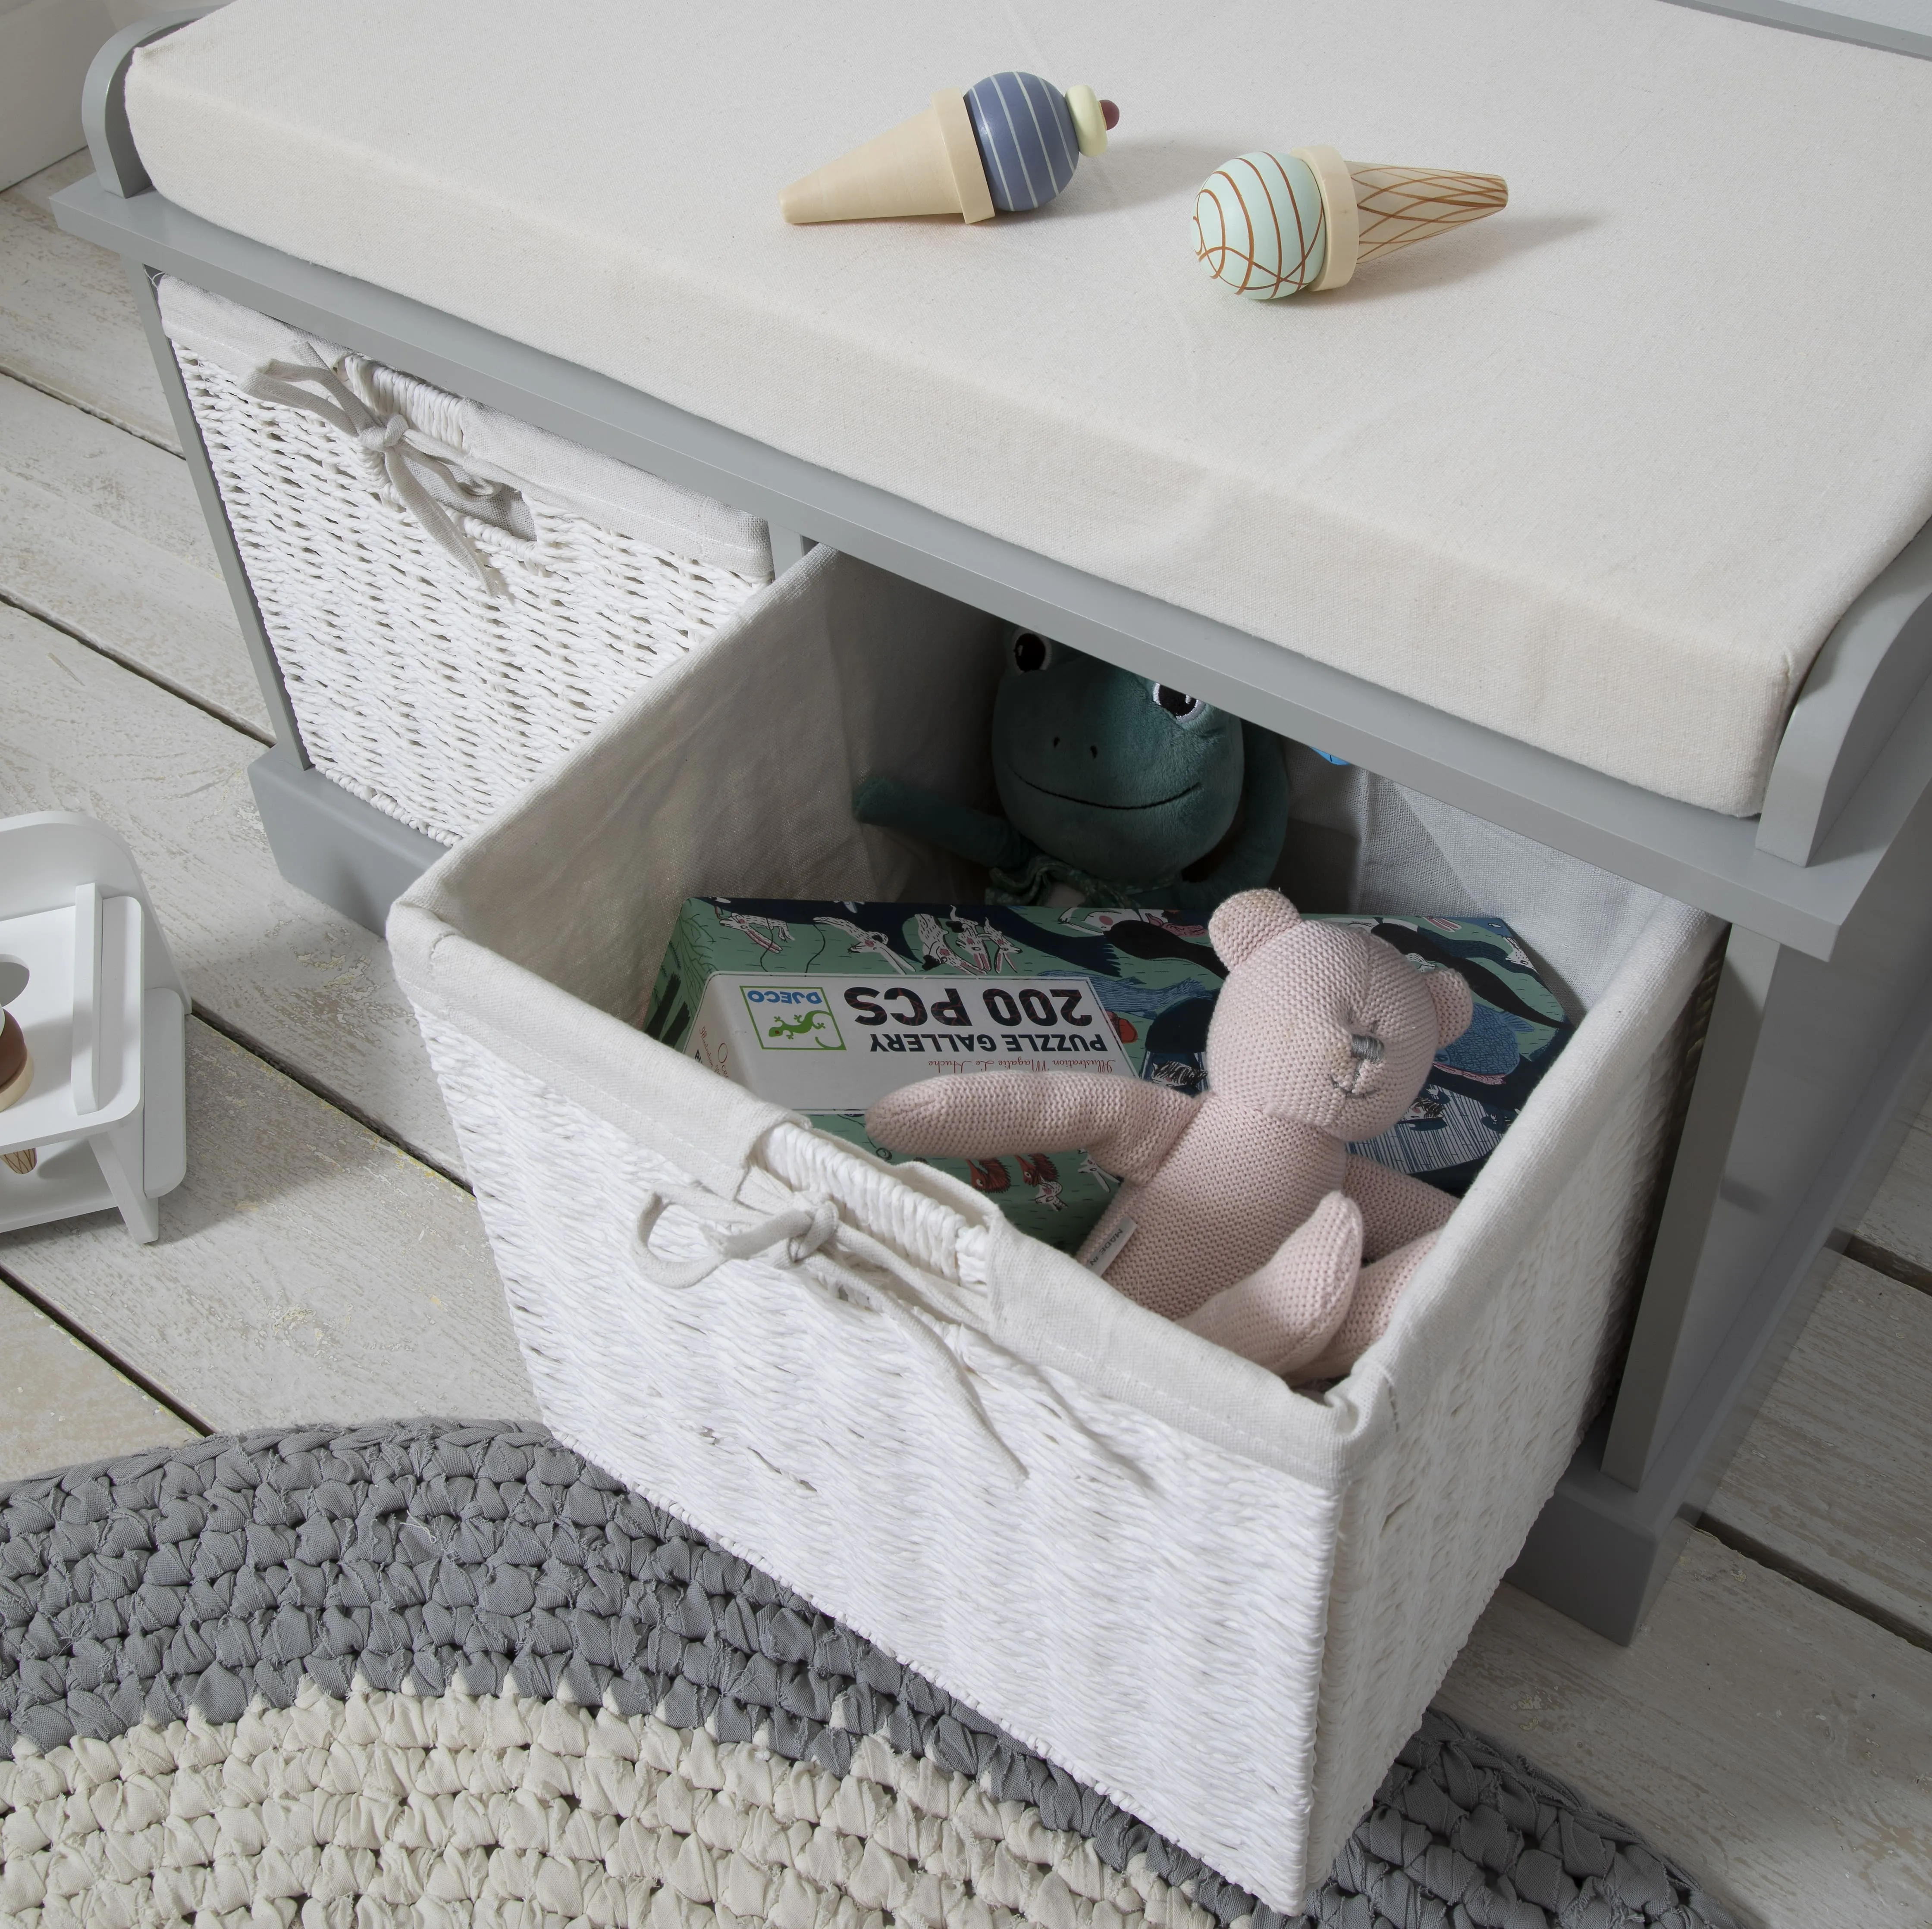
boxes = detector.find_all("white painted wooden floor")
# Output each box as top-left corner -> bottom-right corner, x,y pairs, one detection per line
3,148 -> 1929,1929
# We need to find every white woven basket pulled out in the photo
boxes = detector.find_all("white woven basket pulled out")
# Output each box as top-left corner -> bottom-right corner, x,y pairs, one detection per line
158,277 -> 772,847
389,549 -> 1721,1913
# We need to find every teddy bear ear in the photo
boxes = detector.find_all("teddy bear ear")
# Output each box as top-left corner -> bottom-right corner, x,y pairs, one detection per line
1425,968 -> 1475,1047
1209,889 -> 1302,969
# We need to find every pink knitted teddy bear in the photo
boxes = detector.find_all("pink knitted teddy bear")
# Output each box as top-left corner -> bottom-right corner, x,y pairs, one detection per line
866,889 -> 1474,1381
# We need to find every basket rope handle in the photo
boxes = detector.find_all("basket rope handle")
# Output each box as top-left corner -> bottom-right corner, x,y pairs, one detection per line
630,1181 -> 1032,1481
243,357 -> 516,598
631,1188 -> 838,1289
629,1180 -> 1154,1492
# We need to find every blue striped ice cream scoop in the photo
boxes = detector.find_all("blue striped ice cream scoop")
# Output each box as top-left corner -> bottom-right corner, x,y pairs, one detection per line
780,77 -> 1115,225
966,72 -> 1084,212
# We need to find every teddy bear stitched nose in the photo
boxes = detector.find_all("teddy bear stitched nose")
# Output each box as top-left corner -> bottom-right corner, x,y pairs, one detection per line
1328,1032 -> 1386,1099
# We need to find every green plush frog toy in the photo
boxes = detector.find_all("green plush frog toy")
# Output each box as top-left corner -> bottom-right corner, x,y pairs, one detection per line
853,626 -> 1289,913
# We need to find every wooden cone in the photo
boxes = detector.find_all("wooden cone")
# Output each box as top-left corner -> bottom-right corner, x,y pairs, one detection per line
781,91 -> 994,224
3,1149 -> 34,1175
1346,163 -> 1508,263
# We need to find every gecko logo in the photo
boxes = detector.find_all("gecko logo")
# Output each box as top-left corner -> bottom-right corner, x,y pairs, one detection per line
741,985 -> 846,1051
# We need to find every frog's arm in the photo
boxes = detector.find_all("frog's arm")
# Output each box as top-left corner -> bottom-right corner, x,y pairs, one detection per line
1164,725 -> 1290,913
853,775 -> 1033,872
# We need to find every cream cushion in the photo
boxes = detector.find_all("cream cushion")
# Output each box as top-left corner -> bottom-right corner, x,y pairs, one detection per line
125,0 -> 1932,815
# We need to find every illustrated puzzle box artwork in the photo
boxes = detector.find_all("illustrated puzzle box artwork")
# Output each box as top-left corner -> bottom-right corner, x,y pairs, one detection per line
644,899 -> 1573,1253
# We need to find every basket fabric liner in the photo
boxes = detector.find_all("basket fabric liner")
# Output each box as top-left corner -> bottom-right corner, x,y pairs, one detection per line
0,1422 -> 1738,1929
389,550 -> 1720,1907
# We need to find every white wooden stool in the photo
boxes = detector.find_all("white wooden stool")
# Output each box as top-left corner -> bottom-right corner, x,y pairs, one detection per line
0,813 -> 188,1244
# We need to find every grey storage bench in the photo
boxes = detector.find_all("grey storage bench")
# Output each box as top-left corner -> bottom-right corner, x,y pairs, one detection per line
55,0 -> 1932,1651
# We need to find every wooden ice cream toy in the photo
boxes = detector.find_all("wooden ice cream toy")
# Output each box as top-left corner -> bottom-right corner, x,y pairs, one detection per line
781,72 -> 1119,224
1194,146 -> 1508,299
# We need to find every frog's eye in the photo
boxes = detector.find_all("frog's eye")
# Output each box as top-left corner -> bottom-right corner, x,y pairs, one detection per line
1011,631 -> 1052,673
1152,683 -> 1206,723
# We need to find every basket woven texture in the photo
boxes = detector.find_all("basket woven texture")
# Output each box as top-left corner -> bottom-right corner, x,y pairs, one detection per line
175,344 -> 768,847
0,1421 -> 1738,1929
380,545 -> 1722,1911
405,972 -> 1694,1914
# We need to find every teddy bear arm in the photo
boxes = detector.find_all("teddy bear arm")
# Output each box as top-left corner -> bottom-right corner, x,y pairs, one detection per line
867,1071 -> 1188,1178
1343,1153 -> 1455,1261
1080,1080 -> 1201,1181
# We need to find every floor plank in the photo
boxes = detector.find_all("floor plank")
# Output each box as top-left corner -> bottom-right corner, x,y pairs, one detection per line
1856,1104 -> 1932,1285
5,149 -> 94,221
1438,1530 -> 1932,1929
1702,1257 -> 1932,1646
0,600 -> 463,1177
0,1020 -> 531,1433
0,370 -> 270,736
0,1282 -> 197,1485
0,151 -> 177,451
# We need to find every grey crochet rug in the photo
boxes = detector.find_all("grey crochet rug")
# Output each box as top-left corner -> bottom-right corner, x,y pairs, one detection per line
0,1420 -> 1736,1929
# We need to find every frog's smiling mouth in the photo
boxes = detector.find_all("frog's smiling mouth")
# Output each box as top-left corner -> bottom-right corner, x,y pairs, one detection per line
1010,774 -> 1203,812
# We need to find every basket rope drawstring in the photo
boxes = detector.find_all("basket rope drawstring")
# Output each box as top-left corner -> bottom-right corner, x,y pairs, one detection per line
244,357 -> 520,598
631,1181 -> 1037,1481
631,1188 -> 838,1290
630,1179 -> 1153,1491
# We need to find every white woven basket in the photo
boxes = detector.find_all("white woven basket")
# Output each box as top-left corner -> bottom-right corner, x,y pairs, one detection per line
158,278 -> 772,847
389,549 -> 1721,1912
